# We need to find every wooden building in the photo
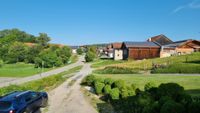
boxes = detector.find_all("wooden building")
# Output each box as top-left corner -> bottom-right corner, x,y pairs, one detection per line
147,34 -> 173,45
122,42 -> 161,60
111,43 -> 123,60
160,39 -> 200,57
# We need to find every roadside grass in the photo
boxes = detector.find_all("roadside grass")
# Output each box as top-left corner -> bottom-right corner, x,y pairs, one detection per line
81,87 -> 115,113
91,59 -> 125,69
93,74 -> 200,97
0,65 -> 83,96
0,55 -> 79,78
69,55 -> 78,63
0,63 -> 51,77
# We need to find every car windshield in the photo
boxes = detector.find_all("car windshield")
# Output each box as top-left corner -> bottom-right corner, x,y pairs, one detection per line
0,101 -> 12,110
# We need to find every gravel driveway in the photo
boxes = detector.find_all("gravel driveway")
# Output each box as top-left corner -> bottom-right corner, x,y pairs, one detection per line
46,62 -> 97,113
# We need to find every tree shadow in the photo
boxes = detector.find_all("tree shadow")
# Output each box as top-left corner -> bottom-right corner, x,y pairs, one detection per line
185,60 -> 200,64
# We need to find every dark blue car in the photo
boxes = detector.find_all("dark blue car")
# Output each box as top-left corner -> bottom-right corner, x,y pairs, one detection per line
0,91 -> 48,113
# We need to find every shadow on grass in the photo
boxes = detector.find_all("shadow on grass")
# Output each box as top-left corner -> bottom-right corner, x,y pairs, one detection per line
186,89 -> 200,97
185,60 -> 200,64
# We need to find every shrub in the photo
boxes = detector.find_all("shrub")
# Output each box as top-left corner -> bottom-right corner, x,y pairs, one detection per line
144,82 -> 156,91
158,83 -> 184,101
103,85 -> 111,94
77,48 -> 83,55
94,81 -> 105,95
112,79 -> 126,90
188,102 -> 200,113
85,51 -> 96,62
160,100 -> 185,113
94,66 -> 139,74
84,75 -> 96,86
121,88 -> 129,98
109,88 -> 120,100
104,78 -> 114,85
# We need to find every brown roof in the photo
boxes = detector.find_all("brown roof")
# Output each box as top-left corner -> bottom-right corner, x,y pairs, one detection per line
24,43 -> 36,47
164,39 -> 200,49
111,42 -> 122,49
148,34 -> 173,45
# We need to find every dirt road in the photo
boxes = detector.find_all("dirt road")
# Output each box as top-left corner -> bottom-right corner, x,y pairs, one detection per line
0,56 -> 84,88
47,62 -> 97,113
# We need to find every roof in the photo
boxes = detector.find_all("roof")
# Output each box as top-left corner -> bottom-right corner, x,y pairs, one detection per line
70,46 -> 79,49
123,41 -> 160,48
148,34 -> 173,45
163,39 -> 200,48
24,42 -> 36,47
111,42 -> 122,49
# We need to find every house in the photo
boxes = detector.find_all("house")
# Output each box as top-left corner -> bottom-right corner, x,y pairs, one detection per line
24,42 -> 36,47
160,39 -> 200,57
70,46 -> 79,54
147,34 -> 173,45
122,42 -> 161,60
112,43 -> 123,60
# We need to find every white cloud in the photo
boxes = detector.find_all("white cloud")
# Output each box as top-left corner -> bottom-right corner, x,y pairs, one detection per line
172,0 -> 200,14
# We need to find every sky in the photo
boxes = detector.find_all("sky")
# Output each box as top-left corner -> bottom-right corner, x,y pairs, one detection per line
0,0 -> 200,45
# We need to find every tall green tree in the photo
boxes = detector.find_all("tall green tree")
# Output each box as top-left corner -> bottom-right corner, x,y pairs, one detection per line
7,42 -> 28,63
56,46 -> 72,64
36,33 -> 51,47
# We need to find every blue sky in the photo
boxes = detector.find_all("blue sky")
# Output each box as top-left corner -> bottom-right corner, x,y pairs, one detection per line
0,0 -> 200,45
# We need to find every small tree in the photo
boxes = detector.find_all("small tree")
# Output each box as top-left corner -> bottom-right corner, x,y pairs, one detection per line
94,81 -> 105,95
109,88 -> 120,100
85,51 -> 96,62
77,48 -> 83,55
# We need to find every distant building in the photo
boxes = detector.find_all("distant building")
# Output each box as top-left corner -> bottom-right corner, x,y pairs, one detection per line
160,39 -> 200,57
147,34 -> 173,45
112,43 -> 123,60
70,46 -> 79,54
122,42 -> 161,60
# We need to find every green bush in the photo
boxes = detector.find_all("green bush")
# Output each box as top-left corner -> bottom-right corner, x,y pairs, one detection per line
104,78 -> 114,85
160,100 -> 185,113
84,75 -> 96,86
112,79 -> 126,90
94,66 -> 139,74
94,81 -> 105,95
144,82 -> 156,91
188,102 -> 200,113
158,83 -> 184,101
109,88 -> 120,100
85,51 -> 96,62
103,85 -> 111,94
77,48 -> 83,55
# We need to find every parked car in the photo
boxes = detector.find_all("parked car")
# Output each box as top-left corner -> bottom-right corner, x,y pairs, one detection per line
0,90 -> 48,113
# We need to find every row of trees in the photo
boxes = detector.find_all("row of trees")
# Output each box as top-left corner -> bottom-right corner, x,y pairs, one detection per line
0,28 -> 72,68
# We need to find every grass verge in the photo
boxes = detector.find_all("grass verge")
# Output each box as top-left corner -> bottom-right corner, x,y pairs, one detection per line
0,65 -> 83,96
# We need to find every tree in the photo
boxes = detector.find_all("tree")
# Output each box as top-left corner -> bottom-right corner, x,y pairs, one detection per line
36,33 -> 51,47
56,46 -> 72,64
7,42 -> 28,63
0,59 -> 4,67
34,50 -> 63,68
77,48 -> 83,55
85,51 -> 96,62
26,45 -> 42,63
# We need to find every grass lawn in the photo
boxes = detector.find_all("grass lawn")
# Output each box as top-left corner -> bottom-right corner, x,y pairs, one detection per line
94,74 -> 200,96
0,65 -> 83,96
0,63 -> 51,77
0,55 -> 79,78
91,59 -> 125,68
